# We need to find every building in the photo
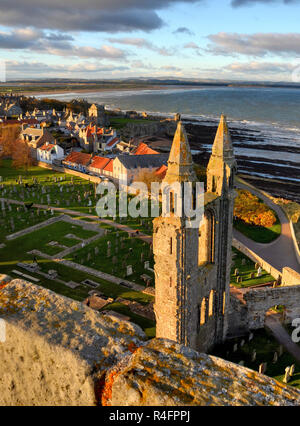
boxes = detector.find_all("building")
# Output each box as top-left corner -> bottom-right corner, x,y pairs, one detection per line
36,142 -> 65,165
88,156 -> 111,176
88,103 -> 107,127
62,152 -> 92,173
132,142 -> 159,156
113,153 -> 169,183
20,127 -> 55,153
153,115 -> 237,353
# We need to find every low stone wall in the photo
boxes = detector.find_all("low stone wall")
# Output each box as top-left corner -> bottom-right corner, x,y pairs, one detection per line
233,238 -> 281,279
37,161 -> 101,184
1,279 -> 300,406
6,215 -> 62,240
282,267 -> 300,287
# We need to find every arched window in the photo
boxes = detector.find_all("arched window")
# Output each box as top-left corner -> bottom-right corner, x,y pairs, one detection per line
209,290 -> 214,317
198,210 -> 215,265
200,298 -> 206,326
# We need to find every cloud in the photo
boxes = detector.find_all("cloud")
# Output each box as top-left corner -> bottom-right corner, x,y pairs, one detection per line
0,28 -> 127,60
231,0 -> 300,6
173,27 -> 194,36
108,37 -> 175,56
224,61 -> 293,74
0,28 -> 42,49
0,0 -> 201,33
207,32 -> 300,57
6,60 -> 130,76
184,42 -> 202,55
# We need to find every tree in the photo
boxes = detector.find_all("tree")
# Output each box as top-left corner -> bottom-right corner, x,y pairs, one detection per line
234,190 -> 276,228
12,140 -> 34,172
0,124 -> 21,158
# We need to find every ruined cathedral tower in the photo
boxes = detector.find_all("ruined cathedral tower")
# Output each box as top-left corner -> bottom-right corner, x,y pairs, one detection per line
153,115 -> 237,353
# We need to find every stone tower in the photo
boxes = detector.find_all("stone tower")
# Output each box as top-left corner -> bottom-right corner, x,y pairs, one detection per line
153,115 -> 237,353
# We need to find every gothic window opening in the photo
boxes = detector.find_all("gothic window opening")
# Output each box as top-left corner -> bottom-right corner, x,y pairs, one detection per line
223,292 -> 226,315
170,237 -> 173,255
198,210 -> 215,265
200,298 -> 206,326
209,290 -> 214,317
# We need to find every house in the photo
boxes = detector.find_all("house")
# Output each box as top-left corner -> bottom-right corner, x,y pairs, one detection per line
62,152 -> 92,173
113,154 -> 169,183
37,142 -> 65,165
132,142 -> 159,156
20,127 -> 55,159
88,156 -> 111,176
155,164 -> 168,180
103,159 -> 114,178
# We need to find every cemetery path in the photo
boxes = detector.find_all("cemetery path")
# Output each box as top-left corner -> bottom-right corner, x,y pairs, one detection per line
233,183 -> 300,274
1,197 -> 152,244
265,315 -> 300,363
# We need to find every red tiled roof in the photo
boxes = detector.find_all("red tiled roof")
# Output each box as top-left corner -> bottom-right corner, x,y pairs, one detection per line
103,159 -> 113,173
39,143 -> 55,152
155,164 -> 168,179
106,137 -> 119,148
89,156 -> 110,170
134,142 -> 159,156
63,152 -> 92,166
0,118 -> 39,126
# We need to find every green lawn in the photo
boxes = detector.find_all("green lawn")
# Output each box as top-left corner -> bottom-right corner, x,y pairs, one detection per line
211,328 -> 300,389
64,227 -> 154,287
231,247 -> 275,288
109,117 -> 157,129
234,217 -> 281,244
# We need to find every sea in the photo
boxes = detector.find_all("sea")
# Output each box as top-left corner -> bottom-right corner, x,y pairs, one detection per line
38,86 -> 300,186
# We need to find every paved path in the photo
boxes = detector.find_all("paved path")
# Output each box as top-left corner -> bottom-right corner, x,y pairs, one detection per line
234,182 -> 300,274
265,314 -> 300,363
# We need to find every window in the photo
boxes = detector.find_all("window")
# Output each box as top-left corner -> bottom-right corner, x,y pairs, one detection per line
209,290 -> 214,317
200,298 -> 206,326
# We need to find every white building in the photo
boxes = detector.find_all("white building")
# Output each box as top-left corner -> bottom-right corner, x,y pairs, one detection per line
37,142 -> 65,165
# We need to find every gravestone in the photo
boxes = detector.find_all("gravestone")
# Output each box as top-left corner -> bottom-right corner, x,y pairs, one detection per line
233,344 -> 238,353
251,350 -> 257,362
283,367 -> 291,384
273,352 -> 278,364
234,268 -> 239,276
249,332 -> 254,342
126,265 -> 133,276
257,267 -> 262,277
259,363 -> 267,375
144,261 -> 150,270
290,365 -> 296,377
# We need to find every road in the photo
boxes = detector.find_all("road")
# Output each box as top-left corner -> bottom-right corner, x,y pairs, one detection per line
234,182 -> 300,274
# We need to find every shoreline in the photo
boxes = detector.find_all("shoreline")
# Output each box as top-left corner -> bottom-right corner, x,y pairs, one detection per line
18,85 -> 194,97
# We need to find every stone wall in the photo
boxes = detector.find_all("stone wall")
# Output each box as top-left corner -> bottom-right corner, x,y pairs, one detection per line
1,279 -> 300,406
233,238 -> 281,279
241,285 -> 300,329
282,267 -> 300,287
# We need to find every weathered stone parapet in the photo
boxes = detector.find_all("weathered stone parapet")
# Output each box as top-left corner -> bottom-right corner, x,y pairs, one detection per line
1,280 -> 300,406
103,339 -> 300,406
0,279 -> 146,406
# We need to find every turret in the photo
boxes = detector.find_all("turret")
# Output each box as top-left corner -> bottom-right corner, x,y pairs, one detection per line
207,114 -> 237,196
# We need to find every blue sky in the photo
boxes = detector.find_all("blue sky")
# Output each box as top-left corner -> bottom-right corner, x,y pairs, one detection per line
1,0 -> 300,81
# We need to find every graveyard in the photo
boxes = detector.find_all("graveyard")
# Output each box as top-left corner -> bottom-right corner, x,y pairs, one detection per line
211,328 -> 300,389
230,247 -> 275,288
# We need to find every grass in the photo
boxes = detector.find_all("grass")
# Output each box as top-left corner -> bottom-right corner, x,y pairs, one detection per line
231,247 -> 275,288
63,227 -> 154,287
211,328 -> 300,389
234,217 -> 282,244
109,117 -> 157,130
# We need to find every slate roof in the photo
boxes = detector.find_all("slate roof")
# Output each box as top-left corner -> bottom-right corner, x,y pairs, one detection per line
117,154 -> 169,170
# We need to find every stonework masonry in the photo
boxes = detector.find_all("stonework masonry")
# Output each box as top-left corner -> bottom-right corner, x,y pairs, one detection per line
1,279 -> 300,406
154,116 -> 237,353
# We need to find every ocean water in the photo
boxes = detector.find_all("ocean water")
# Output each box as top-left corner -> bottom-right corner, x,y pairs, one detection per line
39,86 -> 300,184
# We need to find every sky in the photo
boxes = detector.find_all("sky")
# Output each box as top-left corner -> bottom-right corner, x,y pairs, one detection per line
1,0 -> 300,81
